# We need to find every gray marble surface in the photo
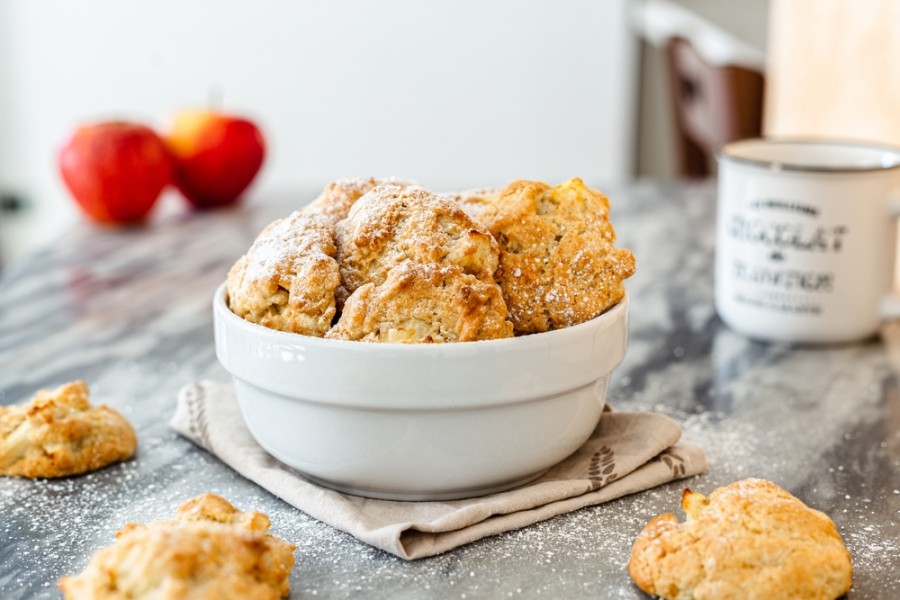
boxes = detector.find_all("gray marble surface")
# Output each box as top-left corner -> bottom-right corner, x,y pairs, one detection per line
1,182 -> 898,599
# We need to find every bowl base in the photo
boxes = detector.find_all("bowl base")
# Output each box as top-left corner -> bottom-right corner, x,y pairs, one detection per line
299,468 -> 551,501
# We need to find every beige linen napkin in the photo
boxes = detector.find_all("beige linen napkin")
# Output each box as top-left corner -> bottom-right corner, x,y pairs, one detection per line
170,380 -> 706,560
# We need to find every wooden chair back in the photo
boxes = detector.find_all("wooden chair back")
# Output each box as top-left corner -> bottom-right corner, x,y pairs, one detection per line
665,36 -> 765,178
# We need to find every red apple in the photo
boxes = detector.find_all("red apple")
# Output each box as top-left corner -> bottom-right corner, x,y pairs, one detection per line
164,110 -> 266,209
58,121 -> 172,224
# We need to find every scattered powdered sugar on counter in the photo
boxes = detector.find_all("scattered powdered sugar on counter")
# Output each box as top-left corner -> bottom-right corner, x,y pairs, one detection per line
843,518 -> 900,584
2,404 -> 896,599
0,460 -> 145,592
606,343 -> 900,597
264,491 -> 681,600
0,439 -> 267,596
3,345 -> 897,598
4,398 -> 893,599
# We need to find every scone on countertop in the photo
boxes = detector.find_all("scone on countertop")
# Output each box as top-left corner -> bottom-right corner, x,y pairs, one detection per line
478,178 -> 635,335
227,211 -> 340,336
628,478 -> 853,600
327,262 -> 514,343
334,184 -> 500,305
301,176 -> 415,226
59,493 -> 296,600
0,380 -> 136,478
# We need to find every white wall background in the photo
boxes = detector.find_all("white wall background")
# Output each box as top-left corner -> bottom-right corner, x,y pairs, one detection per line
0,0 -> 637,262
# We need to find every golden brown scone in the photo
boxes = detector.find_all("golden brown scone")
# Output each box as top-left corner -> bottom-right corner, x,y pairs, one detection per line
227,211 -> 340,336
441,187 -> 501,222
478,178 -> 636,334
59,493 -> 295,600
0,381 -> 136,478
301,176 -> 414,225
326,262 -> 514,343
628,478 -> 853,600
334,184 -> 500,305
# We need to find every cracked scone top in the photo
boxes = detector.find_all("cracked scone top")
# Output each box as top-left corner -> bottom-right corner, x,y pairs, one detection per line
628,478 -> 853,600
227,211 -> 340,335
327,262 -> 514,343
440,187 -> 501,222
335,184 -> 501,305
478,178 -> 636,334
59,493 -> 296,600
0,380 -> 136,478
301,176 -> 414,225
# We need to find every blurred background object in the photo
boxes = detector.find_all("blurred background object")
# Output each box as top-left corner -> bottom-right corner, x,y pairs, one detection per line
764,0 -> 900,146
632,0 -> 768,179
663,37 -> 764,178
11,1 -> 897,268
0,0 -> 639,264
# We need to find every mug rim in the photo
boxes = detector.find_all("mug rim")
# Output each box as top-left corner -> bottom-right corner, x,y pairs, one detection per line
718,137 -> 900,174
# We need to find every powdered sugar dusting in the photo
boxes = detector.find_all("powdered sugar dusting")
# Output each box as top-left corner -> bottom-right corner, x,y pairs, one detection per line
335,184 -> 500,294
441,187 -> 501,220
240,212 -> 336,284
302,177 -> 418,226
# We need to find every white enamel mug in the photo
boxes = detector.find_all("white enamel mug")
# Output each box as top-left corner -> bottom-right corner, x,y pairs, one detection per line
715,138 -> 900,344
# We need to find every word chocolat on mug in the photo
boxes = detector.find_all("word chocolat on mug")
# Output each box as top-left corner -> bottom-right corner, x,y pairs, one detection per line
715,138 -> 900,344
726,210 -> 848,295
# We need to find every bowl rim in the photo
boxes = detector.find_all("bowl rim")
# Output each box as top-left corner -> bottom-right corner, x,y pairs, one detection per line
213,282 -> 629,351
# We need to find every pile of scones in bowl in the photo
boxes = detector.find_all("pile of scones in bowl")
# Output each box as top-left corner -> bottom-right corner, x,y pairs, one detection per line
214,176 -> 637,499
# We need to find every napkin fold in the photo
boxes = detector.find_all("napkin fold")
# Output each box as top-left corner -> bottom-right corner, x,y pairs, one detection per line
170,380 -> 706,560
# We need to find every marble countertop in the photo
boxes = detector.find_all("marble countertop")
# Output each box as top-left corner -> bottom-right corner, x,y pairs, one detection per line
1,182 -> 898,598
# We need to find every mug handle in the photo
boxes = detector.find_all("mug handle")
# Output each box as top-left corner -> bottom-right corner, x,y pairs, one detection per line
883,195 -> 900,319
889,195 -> 900,217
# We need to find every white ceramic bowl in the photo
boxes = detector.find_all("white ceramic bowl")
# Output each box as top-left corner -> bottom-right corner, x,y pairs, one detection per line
213,283 -> 629,500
